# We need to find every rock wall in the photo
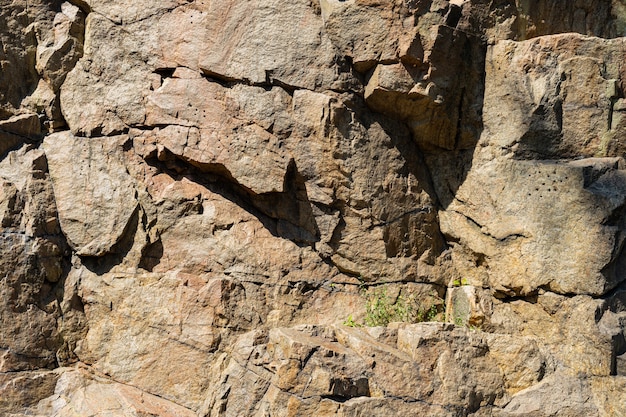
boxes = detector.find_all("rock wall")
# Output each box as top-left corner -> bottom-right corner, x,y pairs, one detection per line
2,0 -> 626,416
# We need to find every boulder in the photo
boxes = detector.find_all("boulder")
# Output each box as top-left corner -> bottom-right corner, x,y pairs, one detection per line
43,132 -> 138,256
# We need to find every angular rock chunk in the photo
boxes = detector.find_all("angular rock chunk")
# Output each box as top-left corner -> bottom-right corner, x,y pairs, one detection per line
0,113 -> 41,157
364,24 -> 485,150
442,157 -> 626,296
0,146 -> 68,376
439,34 -> 626,297
0,370 -> 59,415
158,0 -> 353,91
321,0 -> 416,71
44,132 -> 138,256
60,13 -> 154,136
145,75 -> 292,194
484,34 -> 626,158
201,323 -> 557,416
34,367 -> 197,417
35,2 -> 85,92
498,374 -> 599,416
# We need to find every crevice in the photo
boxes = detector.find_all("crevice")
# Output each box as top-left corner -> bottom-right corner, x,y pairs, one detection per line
493,291 -> 539,303
154,67 -> 176,79
608,100 -> 615,131
143,152 -> 320,249
0,127 -> 43,144
138,239 -> 163,272
449,209 -> 528,242
367,207 -> 433,230
66,0 -> 92,15
319,394 -> 354,403
445,6 -> 462,28
370,394 -> 465,413
200,69 -> 243,87
199,68 -> 306,96
453,87 -> 465,149
300,346 -> 319,369
200,69 -> 275,92
75,362 -> 199,413
597,277 -> 626,305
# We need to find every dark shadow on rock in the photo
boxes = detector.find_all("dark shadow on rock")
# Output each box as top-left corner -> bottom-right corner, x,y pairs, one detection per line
143,152 -> 321,249
362,26 -> 486,212
600,203 -> 626,294
598,284 -> 626,375
418,32 -> 486,210
138,238 -> 164,272
0,182 -> 73,372
421,149 -> 477,209
251,159 -> 320,245
81,206 -> 141,275
359,106 -> 449,262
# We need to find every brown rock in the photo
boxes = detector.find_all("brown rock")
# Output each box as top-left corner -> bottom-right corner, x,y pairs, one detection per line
483,34 -> 626,159
43,131 -> 138,256
144,76 -> 292,194
2,0 -> 626,415
200,323 -> 558,416
35,2 -> 85,92
0,113 -> 41,157
0,146 -> 67,378
33,366 -> 197,417
0,370 -> 59,415
60,13 -> 154,136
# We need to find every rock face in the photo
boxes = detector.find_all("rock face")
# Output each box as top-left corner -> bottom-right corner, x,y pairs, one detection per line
2,0 -> 626,416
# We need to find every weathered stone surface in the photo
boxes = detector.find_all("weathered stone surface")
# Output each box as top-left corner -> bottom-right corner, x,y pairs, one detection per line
441,157 -> 626,296
497,373 -> 601,417
0,113 -> 41,157
35,2 -> 85,92
0,370 -> 59,416
199,323 -> 612,416
60,12 -> 155,136
0,147 -> 67,376
137,73 -> 444,282
25,366 -> 197,417
2,0 -> 626,415
44,132 -> 138,256
435,34 -> 626,300
363,19 -> 486,151
482,0 -> 626,42
483,34 -> 626,159
432,34 -> 626,407
0,1 -> 43,117
160,0 -> 354,91
144,75 -> 292,194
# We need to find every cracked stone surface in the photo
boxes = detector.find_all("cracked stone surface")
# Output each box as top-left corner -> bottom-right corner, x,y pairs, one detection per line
2,0 -> 626,416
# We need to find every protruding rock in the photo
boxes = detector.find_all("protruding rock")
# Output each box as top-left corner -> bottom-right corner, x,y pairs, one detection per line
483,34 -> 626,158
43,132 -> 138,256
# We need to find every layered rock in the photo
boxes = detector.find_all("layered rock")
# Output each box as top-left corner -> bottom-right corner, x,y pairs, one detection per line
2,0 -> 626,416
437,32 -> 626,388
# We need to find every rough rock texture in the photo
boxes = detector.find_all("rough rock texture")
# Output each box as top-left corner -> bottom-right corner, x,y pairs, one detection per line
2,0 -> 626,416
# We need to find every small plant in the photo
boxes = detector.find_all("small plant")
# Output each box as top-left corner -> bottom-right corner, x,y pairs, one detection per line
343,314 -> 361,327
416,302 -> 439,322
362,285 -> 442,327
364,286 -> 406,326
452,277 -> 469,287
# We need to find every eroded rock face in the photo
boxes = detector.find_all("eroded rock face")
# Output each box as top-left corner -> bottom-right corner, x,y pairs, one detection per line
2,0 -> 626,416
44,132 -> 138,256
